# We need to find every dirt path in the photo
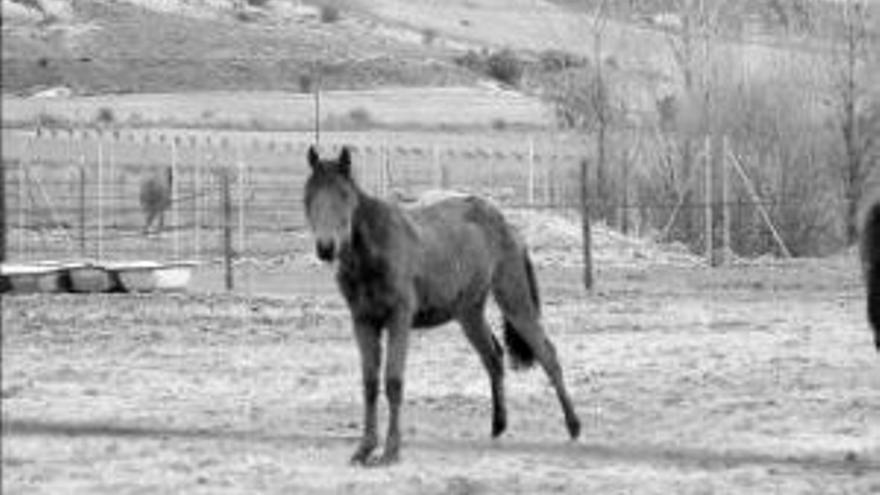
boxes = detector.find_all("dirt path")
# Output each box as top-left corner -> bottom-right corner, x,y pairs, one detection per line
3,261 -> 879,494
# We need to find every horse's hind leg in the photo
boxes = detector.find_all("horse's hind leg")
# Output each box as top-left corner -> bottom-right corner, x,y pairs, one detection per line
493,256 -> 581,439
143,211 -> 155,236
505,314 -> 580,439
457,306 -> 507,438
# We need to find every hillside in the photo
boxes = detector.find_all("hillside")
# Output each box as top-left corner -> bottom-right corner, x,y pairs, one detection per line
1,0 -> 476,95
2,0 -> 878,127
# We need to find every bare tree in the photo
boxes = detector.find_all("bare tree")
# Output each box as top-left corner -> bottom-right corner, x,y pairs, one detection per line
662,0 -> 724,246
832,0 -> 875,244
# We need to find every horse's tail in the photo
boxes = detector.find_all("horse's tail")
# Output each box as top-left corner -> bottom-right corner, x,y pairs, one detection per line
861,197 -> 880,351
503,252 -> 541,369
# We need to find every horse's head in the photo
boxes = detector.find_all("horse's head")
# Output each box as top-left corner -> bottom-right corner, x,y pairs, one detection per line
304,146 -> 358,263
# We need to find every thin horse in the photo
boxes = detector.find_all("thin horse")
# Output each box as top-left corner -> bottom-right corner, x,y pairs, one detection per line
303,146 -> 581,466
140,165 -> 173,235
859,190 -> 880,352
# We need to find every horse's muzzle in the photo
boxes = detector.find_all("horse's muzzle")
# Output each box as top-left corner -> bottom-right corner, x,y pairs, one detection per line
316,240 -> 336,262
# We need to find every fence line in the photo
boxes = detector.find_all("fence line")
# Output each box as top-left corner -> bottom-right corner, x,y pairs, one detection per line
2,127 -> 797,269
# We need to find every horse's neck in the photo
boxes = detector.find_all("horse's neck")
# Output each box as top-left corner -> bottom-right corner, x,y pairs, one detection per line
346,190 -> 411,262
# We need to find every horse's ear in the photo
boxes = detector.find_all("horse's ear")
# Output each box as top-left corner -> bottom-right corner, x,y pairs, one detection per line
307,146 -> 319,170
339,146 -> 352,178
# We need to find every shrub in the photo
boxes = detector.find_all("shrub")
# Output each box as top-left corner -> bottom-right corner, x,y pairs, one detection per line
95,107 -> 116,125
486,48 -> 523,87
35,111 -> 67,128
422,27 -> 438,46
320,5 -> 340,23
348,107 -> 372,127
298,74 -> 314,93
453,50 -> 487,73
538,49 -> 588,72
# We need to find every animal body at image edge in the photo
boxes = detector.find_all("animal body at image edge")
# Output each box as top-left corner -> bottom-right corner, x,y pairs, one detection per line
860,192 -> 880,352
303,145 -> 581,466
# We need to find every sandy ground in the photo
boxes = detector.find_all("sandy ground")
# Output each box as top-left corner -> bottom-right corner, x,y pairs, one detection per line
3,257 -> 880,494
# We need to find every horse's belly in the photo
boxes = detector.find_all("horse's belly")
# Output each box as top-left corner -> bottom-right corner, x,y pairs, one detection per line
411,305 -> 456,328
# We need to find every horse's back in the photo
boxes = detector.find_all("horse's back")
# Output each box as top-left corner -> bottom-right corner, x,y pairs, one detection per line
409,194 -> 514,244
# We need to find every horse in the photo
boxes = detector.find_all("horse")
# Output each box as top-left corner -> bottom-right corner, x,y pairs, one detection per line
859,190 -> 880,352
139,165 -> 173,235
303,146 -> 581,466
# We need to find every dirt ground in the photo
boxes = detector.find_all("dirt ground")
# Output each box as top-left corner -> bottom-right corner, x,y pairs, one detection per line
3,257 -> 880,494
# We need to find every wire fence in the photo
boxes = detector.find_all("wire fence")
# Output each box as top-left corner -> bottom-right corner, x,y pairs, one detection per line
1,126 -> 797,269
1,128 -> 591,266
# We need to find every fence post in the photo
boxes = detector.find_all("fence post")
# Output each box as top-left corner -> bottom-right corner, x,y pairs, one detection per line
433,143 -> 441,189
79,160 -> 86,256
171,139 -> 179,261
222,167 -> 234,291
527,137 -> 535,206
1,159 -> 6,267
237,146 -> 248,295
621,146 -> 630,234
721,136 -> 730,265
18,158 -> 26,259
97,141 -> 104,261
194,144 -> 201,261
580,157 -> 593,291
704,137 -> 713,267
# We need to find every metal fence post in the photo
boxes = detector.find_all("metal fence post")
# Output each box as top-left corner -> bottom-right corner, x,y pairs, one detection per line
1,159 -> 6,267
222,167 -> 233,291
79,160 -> 86,256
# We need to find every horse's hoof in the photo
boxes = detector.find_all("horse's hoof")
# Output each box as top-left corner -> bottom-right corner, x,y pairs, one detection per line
491,417 -> 507,438
567,416 -> 581,440
365,450 -> 400,467
349,444 -> 377,466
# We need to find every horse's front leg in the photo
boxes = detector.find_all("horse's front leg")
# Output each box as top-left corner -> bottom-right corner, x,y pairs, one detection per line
350,319 -> 382,465
373,309 -> 412,466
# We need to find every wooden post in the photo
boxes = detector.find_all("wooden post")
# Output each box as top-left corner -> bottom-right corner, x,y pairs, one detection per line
79,160 -> 86,256
544,146 -> 552,206
580,157 -> 594,291
171,139 -> 180,261
18,158 -> 26,259
194,144 -> 201,261
222,168 -> 233,291
1,158 -> 6,267
97,141 -> 104,260
527,137 -> 535,206
433,143 -> 441,189
721,136 -> 730,265
621,146 -> 630,235
237,146 -> 248,294
704,137 -> 713,266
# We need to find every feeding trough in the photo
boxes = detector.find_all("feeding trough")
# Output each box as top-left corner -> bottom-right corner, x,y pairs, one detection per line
104,261 -> 198,292
67,263 -> 118,293
0,263 -> 70,293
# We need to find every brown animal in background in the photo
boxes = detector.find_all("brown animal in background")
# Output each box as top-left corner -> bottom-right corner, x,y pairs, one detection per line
140,166 -> 173,235
303,146 -> 581,466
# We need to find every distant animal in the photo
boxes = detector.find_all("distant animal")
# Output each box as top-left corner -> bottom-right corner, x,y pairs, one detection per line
303,146 -> 581,466
859,190 -> 880,352
140,166 -> 173,235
